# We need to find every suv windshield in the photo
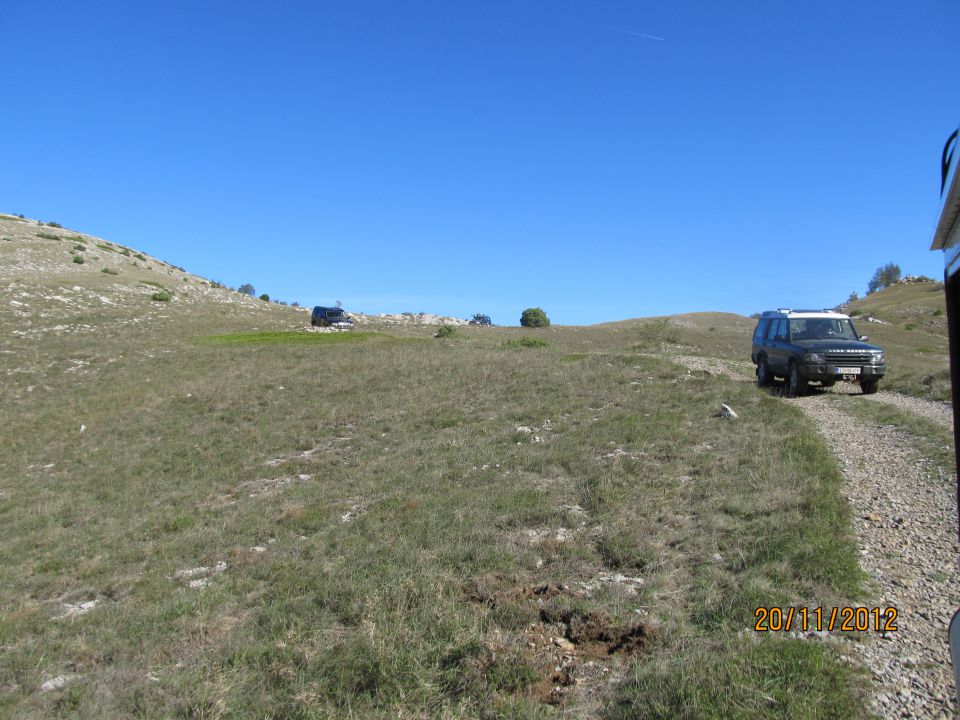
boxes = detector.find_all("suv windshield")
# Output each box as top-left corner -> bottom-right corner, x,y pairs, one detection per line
788,318 -> 859,341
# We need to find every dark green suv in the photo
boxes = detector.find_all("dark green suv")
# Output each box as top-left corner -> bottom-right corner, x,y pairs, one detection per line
751,309 -> 886,396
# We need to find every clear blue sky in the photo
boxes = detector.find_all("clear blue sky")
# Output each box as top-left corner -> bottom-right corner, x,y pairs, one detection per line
4,1 -> 959,324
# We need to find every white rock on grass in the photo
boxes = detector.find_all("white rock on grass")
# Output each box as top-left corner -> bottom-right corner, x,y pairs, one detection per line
52,599 -> 99,620
40,674 -> 76,693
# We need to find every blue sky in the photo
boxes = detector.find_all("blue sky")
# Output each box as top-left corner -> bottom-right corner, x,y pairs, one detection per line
4,1 -> 959,325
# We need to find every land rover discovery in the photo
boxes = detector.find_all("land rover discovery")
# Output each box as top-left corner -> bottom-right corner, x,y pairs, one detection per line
751,309 -> 885,396
311,306 -> 354,329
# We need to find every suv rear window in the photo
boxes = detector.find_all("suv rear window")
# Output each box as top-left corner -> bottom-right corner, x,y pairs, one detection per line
753,318 -> 770,342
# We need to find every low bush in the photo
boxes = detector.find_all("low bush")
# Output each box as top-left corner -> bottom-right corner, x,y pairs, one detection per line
72,255 -> 85,264
520,307 -> 550,327
259,294 -> 270,301
36,232 -> 60,240
151,290 -> 172,302
73,243 -> 86,251
101,268 -> 120,275
504,337 -> 549,348
434,325 -> 457,338
46,221 -> 63,228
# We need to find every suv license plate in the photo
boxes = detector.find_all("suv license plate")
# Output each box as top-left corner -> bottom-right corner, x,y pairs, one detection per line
836,367 -> 861,375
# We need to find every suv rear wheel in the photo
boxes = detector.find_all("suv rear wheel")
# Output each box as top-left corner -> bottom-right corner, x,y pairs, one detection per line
787,362 -> 808,397
860,379 -> 879,395
756,356 -> 772,387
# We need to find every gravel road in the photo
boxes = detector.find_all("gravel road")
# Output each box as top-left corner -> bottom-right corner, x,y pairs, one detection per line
793,392 -> 960,718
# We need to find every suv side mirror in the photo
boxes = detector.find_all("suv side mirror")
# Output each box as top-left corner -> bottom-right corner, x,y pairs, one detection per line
859,335 -> 869,342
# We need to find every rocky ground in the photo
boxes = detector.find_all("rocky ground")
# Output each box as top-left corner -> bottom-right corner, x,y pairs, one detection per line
793,391 -> 960,719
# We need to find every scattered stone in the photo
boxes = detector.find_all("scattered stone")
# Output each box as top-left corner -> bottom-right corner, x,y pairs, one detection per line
52,598 -> 99,620
39,674 -> 75,693
720,403 -> 738,420
250,546 -> 267,553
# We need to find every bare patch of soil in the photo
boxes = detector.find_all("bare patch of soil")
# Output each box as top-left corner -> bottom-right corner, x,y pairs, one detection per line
467,578 -> 652,707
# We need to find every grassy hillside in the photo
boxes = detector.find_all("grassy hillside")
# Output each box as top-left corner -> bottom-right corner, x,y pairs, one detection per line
845,281 -> 950,400
1,216 -> 870,717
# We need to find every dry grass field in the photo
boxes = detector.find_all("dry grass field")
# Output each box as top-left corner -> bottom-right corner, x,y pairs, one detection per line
5,213 -> 945,717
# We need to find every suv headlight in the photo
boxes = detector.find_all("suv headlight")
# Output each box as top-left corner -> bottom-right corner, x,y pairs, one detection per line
870,352 -> 884,364
803,352 -> 825,364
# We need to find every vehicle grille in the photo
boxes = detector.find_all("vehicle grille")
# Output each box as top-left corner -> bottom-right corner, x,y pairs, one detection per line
825,352 -> 871,365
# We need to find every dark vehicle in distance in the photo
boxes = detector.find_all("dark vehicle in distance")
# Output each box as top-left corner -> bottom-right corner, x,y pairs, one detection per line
751,309 -> 885,396
311,306 -> 354,329
469,314 -> 492,326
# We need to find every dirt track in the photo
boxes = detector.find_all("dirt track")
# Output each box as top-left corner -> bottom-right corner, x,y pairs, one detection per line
793,391 -> 959,719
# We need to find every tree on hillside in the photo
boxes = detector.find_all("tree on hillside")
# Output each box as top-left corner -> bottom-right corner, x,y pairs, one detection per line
259,293 -> 270,301
847,291 -> 859,303
238,283 -> 255,296
867,263 -> 902,294
520,307 -> 550,327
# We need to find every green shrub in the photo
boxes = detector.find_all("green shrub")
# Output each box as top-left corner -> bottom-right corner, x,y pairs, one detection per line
151,290 -> 172,302
72,255 -> 85,264
134,253 -> 146,261
849,309 -> 861,316
101,268 -> 119,275
46,221 -> 62,228
434,325 -> 457,338
520,307 -> 550,327
36,232 -> 59,240
504,337 -> 549,348
934,308 -> 944,317
259,293 -> 270,301
73,243 -> 86,251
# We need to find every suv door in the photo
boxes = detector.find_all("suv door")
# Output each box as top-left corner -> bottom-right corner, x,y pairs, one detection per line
767,318 -> 789,373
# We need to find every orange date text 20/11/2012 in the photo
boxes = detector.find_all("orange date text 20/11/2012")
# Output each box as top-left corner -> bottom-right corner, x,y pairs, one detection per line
753,607 -> 899,633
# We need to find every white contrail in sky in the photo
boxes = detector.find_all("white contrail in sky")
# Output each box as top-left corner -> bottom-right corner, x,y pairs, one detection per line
602,26 -> 666,41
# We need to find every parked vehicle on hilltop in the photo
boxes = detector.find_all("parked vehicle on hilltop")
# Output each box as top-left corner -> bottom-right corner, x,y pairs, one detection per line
751,308 -> 885,396
311,306 -> 354,329
469,314 -> 492,326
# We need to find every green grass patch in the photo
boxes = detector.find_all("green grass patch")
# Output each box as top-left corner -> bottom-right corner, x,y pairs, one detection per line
101,268 -> 120,275
36,231 -> 60,240
609,637 -> 866,719
140,280 -> 167,290
72,255 -> 85,264
504,337 -> 550,348
96,243 -> 117,253
200,331 -> 385,345
150,290 -> 172,302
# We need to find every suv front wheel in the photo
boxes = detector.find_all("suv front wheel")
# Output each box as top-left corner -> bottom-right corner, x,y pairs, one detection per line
787,362 -> 808,397
860,379 -> 879,395
756,356 -> 772,387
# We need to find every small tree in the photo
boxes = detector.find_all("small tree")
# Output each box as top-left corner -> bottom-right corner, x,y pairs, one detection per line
259,293 -> 270,301
847,291 -> 859,303
867,263 -> 902,294
238,283 -> 255,296
520,307 -> 550,327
